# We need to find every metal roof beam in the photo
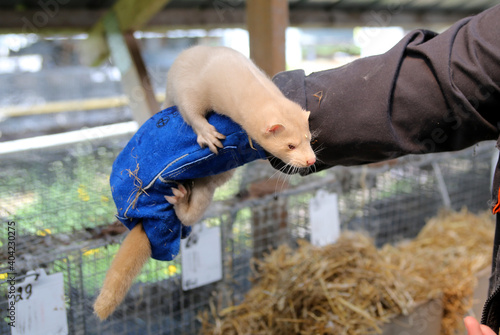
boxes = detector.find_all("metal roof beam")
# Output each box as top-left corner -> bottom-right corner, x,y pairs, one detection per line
0,2 -> 486,36
0,9 -> 104,34
148,7 -> 473,30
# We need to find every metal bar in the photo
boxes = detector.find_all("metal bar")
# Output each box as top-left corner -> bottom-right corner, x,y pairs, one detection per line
432,161 -> 452,209
0,272 -> 39,286
0,93 -> 165,118
0,121 -> 138,156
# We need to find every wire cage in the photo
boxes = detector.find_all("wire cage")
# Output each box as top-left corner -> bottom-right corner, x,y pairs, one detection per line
0,130 -> 496,334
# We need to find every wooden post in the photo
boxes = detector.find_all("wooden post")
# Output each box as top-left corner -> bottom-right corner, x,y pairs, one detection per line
103,11 -> 158,125
246,0 -> 289,77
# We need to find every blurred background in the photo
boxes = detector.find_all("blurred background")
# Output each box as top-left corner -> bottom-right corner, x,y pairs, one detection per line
0,1 -> 499,334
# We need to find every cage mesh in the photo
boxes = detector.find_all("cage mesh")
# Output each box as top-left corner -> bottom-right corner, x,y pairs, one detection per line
0,134 -> 495,335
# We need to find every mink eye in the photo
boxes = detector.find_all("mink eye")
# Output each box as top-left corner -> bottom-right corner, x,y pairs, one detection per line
288,144 -> 296,150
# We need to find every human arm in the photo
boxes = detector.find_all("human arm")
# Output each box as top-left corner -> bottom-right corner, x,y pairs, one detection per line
270,4 -> 500,174
270,6 -> 500,333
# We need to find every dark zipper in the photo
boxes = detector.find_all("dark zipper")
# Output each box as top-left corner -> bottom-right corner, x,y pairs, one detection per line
481,281 -> 500,328
483,213 -> 500,329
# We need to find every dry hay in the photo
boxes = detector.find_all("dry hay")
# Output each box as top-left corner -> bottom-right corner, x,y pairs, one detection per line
200,233 -> 414,335
199,209 -> 494,335
381,209 -> 494,335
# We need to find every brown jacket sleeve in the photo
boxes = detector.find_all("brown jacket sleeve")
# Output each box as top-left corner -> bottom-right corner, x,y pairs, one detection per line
271,4 -> 500,174
272,5 -> 500,331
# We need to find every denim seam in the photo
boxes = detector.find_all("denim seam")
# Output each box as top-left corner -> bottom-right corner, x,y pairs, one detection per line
164,146 -> 238,179
123,153 -> 188,218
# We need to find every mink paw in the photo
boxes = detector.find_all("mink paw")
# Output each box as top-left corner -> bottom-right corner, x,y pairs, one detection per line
196,124 -> 225,154
164,183 -> 190,205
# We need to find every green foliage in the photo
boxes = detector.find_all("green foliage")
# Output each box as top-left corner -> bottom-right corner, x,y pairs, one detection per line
10,147 -> 117,236
1,145 -> 191,291
54,244 -> 181,296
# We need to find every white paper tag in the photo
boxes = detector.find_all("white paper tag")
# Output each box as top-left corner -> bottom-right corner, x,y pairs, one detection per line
309,190 -> 341,247
9,269 -> 68,335
181,223 -> 222,291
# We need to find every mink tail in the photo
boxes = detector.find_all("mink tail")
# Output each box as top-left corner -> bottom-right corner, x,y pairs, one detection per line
93,222 -> 151,320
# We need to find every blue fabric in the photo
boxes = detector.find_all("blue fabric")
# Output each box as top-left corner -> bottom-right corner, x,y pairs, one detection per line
110,106 -> 267,261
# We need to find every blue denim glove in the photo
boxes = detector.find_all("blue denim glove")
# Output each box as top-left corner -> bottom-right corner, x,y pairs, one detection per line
110,106 -> 267,260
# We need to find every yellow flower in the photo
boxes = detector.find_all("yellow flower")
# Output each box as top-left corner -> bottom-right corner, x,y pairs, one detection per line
77,185 -> 90,202
0,273 -> 7,280
164,265 -> 177,276
82,248 -> 100,257
36,228 -> 52,236
101,195 -> 110,203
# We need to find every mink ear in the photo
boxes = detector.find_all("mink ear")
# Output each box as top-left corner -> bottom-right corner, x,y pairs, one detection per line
265,123 -> 285,135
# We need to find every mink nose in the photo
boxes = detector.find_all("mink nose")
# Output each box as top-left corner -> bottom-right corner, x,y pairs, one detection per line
307,157 -> 316,166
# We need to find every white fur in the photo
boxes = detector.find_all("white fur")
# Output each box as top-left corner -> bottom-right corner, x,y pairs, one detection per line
164,45 -> 316,168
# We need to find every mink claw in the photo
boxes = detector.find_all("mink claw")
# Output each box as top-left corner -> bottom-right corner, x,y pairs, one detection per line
165,183 -> 190,205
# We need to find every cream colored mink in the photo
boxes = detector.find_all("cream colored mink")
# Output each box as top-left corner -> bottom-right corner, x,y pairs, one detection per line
164,45 -> 316,168
93,46 -> 316,321
164,45 -> 316,222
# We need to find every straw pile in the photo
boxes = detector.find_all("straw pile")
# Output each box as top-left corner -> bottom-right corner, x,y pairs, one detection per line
381,209 -> 494,335
200,233 -> 414,335
199,209 -> 494,335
